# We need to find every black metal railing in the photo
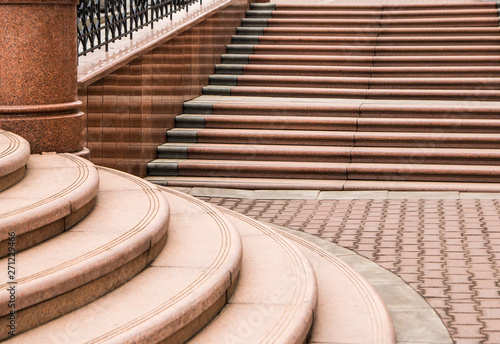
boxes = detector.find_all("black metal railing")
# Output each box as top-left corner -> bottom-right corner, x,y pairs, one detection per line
77,0 -> 200,56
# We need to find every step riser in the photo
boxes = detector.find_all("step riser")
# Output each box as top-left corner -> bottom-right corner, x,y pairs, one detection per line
237,27 -> 500,36
263,4 -> 496,11
203,87 -> 500,101
167,133 -> 500,149
262,19 -> 500,28
157,148 -> 500,166
148,165 -> 500,183
216,65 -> 500,78
209,76 -> 500,90
222,55 -> 500,67
232,36 -> 500,46
190,104 -> 500,119
177,119 -> 500,134
228,46 -> 500,56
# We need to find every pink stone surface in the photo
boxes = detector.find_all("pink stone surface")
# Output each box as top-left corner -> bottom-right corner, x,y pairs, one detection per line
0,0 -> 83,153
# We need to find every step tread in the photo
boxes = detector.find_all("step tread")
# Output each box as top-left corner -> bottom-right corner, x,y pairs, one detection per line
0,154 -> 99,256
204,85 -> 500,100
159,142 -> 500,156
187,208 -> 317,344
168,127 -> 500,140
268,214 -> 396,344
146,176 -> 500,192
0,130 -> 30,191
150,159 -> 500,172
4,188 -> 242,344
0,167 -> 170,338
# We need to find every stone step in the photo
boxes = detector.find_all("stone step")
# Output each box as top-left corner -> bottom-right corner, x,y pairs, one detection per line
236,26 -> 500,37
188,209 -> 394,344
146,176 -> 500,192
157,143 -> 500,166
0,130 -> 30,192
215,64 -> 500,77
232,35 -> 500,46
0,166 -> 170,339
226,44 -> 500,56
203,85 -> 500,100
245,8 -> 498,19
175,114 -> 500,133
188,201 -> 318,343
251,2 -> 496,11
241,17 -> 500,28
147,159 -> 500,183
184,98 -> 500,119
165,128 -> 500,148
3,188 -> 242,343
221,54 -> 500,67
0,154 -> 99,257
209,74 -> 500,90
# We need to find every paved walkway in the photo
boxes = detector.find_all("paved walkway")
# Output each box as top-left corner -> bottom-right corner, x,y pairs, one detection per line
192,190 -> 500,344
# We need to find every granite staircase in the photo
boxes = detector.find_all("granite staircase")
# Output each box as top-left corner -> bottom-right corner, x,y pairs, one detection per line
0,129 -> 398,342
147,1 -> 500,191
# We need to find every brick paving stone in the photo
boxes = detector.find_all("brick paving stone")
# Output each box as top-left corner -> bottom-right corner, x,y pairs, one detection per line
200,196 -> 500,344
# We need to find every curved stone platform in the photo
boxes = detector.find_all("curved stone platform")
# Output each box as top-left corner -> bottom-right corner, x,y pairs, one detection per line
0,166 -> 170,339
0,154 -> 99,257
188,203 -> 318,343
0,130 -> 30,192
4,188 -> 242,344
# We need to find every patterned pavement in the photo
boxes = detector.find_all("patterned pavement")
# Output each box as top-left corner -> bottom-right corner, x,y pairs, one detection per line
198,196 -> 500,344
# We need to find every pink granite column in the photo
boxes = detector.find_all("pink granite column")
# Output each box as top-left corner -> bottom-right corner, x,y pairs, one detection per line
0,0 -> 86,155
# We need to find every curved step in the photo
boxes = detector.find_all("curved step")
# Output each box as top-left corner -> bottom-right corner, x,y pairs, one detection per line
0,154 -> 99,257
218,208 -> 395,344
0,167 -> 170,339
187,204 -> 317,343
4,188 -> 242,344
0,130 -> 30,192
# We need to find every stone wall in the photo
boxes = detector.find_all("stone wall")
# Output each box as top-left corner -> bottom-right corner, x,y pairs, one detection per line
78,0 -> 249,176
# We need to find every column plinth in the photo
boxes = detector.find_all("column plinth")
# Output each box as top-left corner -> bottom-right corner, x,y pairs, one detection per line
0,0 -> 84,154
